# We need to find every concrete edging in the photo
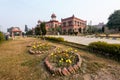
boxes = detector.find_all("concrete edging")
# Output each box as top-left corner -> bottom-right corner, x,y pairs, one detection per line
28,46 -> 56,55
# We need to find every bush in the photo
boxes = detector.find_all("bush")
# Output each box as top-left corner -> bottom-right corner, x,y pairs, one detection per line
0,32 -> 5,43
88,41 -> 120,61
44,36 -> 64,42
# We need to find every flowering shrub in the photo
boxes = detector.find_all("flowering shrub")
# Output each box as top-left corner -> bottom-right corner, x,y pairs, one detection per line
32,43 -> 52,51
29,41 -> 56,54
49,48 -> 78,68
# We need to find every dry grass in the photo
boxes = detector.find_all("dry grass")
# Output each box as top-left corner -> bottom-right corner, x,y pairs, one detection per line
0,37 -> 120,80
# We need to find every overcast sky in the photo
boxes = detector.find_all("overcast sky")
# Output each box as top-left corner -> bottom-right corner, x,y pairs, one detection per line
0,0 -> 120,32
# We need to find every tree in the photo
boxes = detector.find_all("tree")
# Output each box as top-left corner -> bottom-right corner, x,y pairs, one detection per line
0,31 -> 5,42
35,25 -> 41,35
63,29 -> 67,35
40,22 -> 46,36
102,26 -> 105,33
78,28 -> 81,33
74,32 -> 78,35
87,25 -> 97,34
107,10 -> 120,30
55,26 -> 62,34
26,30 -> 33,35
67,29 -> 73,35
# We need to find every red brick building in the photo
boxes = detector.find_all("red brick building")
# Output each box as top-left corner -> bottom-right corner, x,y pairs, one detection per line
45,13 -> 61,35
61,15 -> 87,35
33,14 -> 87,35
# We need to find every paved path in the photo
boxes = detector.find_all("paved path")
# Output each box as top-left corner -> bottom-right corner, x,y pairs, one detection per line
49,35 -> 120,45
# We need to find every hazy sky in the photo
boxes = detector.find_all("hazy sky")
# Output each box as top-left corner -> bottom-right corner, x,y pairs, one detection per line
0,0 -> 120,32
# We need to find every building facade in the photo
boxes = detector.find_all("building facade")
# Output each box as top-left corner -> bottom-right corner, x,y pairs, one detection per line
45,13 -> 61,35
93,22 -> 105,29
61,15 -> 87,35
34,14 -> 87,35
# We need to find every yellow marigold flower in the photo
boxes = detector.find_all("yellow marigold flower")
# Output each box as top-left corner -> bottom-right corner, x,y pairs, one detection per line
69,48 -> 73,50
65,50 -> 68,52
59,60 -> 62,63
51,53 -> 54,56
32,45 -> 36,49
67,59 -> 71,64
61,58 -> 63,61
66,60 -> 68,62
75,50 -> 77,52
69,60 -> 72,64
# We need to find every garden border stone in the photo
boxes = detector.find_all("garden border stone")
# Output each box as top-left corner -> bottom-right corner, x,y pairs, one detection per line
44,53 -> 82,76
28,46 -> 56,55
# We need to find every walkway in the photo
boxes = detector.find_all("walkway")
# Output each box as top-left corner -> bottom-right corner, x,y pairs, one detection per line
49,35 -> 120,45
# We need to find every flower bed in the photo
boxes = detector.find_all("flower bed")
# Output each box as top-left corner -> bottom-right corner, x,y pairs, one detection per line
44,48 -> 82,76
27,41 -> 34,47
29,42 -> 56,54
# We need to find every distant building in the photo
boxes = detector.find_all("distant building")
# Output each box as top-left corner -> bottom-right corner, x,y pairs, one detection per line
94,22 -> 105,29
61,15 -> 87,35
45,13 -> 61,35
7,27 -> 22,37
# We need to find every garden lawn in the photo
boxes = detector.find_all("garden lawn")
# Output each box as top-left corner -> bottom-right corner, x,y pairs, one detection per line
0,37 -> 120,80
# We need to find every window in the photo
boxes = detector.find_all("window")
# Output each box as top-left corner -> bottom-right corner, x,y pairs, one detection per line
63,22 -> 66,27
79,22 -> 81,26
74,21 -> 76,25
55,24 -> 57,27
68,21 -> 72,26
78,22 -> 79,26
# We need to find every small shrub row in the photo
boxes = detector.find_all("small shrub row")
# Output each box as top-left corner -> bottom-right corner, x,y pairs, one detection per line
88,41 -> 120,61
44,36 -> 64,42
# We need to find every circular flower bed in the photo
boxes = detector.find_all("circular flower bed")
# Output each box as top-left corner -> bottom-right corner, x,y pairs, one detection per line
27,41 -> 34,47
44,48 -> 82,76
29,42 -> 56,54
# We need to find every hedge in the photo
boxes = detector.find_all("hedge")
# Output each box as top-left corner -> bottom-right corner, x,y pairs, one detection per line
88,41 -> 120,61
43,36 -> 64,42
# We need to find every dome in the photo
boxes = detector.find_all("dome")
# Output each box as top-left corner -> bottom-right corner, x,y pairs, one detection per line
38,20 -> 42,24
51,13 -> 56,18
